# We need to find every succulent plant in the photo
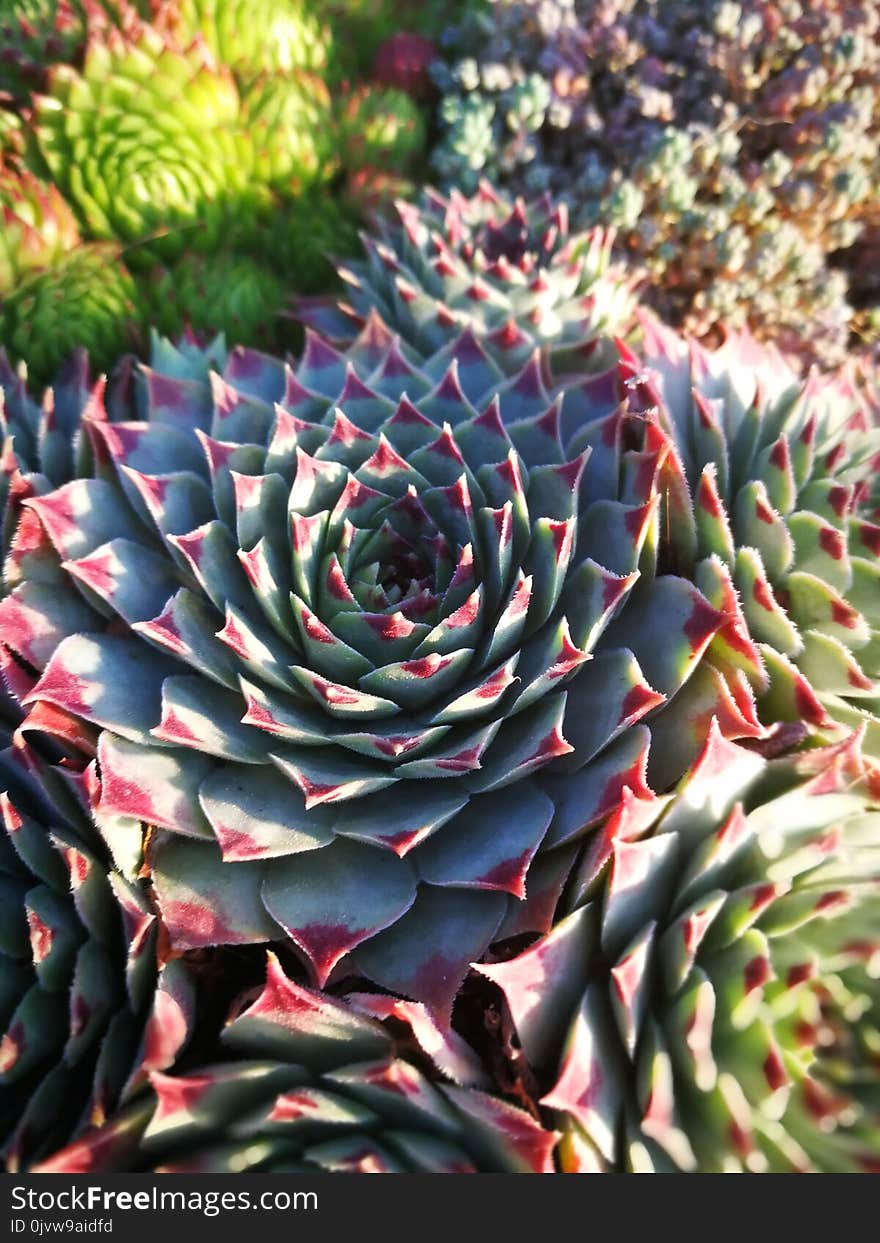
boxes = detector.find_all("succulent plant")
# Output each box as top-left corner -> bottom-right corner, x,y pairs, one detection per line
144,252 -> 285,348
33,28 -> 274,258
0,0 -> 89,99
0,728 -> 195,1171
336,84 -> 426,177
0,321 -> 747,1020
431,0 -> 880,366
373,31 -> 437,101
237,71 -> 337,191
0,243 -> 141,386
297,182 -> 636,372
254,191 -> 361,298
638,316 -> 880,758
34,953 -> 557,1172
480,724 -> 880,1173
0,162 -> 80,293
341,166 -> 416,219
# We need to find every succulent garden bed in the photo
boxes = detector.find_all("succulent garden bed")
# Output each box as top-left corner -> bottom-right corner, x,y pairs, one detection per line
0,0 -> 877,1177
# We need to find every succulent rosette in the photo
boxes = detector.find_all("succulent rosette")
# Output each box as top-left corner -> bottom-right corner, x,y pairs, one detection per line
300,183 -> 880,764
335,85 -> 426,178
0,0 -> 87,98
299,183 -> 636,374
238,71 -> 337,191
0,243 -> 142,386
0,164 -> 81,294
36,953 -> 557,1173
33,28 -> 274,258
145,252 -> 284,347
638,316 -> 880,757
0,318 -> 740,1019
480,725 -> 880,1173
373,31 -> 436,101
0,728 -> 194,1171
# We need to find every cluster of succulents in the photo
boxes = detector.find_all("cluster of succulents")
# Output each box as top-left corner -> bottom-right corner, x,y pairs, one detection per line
0,0 -> 436,384
0,182 -> 876,1174
431,0 -> 880,368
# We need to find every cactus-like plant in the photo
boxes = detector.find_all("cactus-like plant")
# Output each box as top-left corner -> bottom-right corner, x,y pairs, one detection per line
33,29 -> 276,256
297,182 -> 637,372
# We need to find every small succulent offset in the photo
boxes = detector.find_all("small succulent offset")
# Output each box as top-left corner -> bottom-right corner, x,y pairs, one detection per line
0,313 -> 753,1023
372,31 -> 437,101
0,162 -> 141,380
431,0 -> 880,366
35,954 -> 557,1173
0,729 -> 194,1171
335,85 -> 426,179
297,181 -> 637,371
481,725 -> 880,1173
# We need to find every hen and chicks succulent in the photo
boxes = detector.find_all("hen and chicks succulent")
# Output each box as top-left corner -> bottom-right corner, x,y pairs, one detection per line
0,181 -> 876,1174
